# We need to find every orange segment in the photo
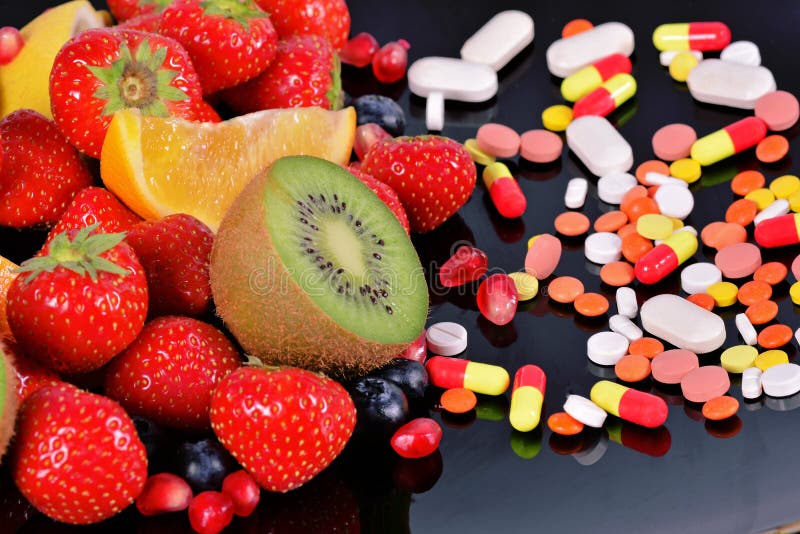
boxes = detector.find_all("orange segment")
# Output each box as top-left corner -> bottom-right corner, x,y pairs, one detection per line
0,256 -> 18,340
100,106 -> 357,231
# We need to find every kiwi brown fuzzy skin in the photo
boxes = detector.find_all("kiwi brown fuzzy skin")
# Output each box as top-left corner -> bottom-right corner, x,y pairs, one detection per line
210,159 -> 427,379
0,339 -> 20,465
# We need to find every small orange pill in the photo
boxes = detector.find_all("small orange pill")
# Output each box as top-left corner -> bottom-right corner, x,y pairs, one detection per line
700,221 -> 747,250
628,337 -> 665,359
702,396 -> 740,421
646,185 -> 660,197
635,160 -> 670,185
561,18 -> 593,38
547,276 -> 585,304
547,411 -> 584,435
573,292 -> 609,317
745,299 -> 779,325
620,185 -> 648,214
440,388 -> 477,414
753,262 -> 788,285
625,196 -> 660,223
617,223 -> 639,239
600,261 -> 635,287
731,170 -> 766,196
594,210 -> 628,233
737,280 -> 773,306
554,211 -> 591,236
725,199 -> 758,226
756,135 -> 789,163
687,293 -> 715,311
615,353 -> 652,382
621,233 -> 654,263
758,324 -> 793,349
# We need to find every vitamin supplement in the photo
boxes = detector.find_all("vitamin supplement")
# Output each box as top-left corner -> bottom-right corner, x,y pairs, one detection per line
741,367 -> 763,399
564,394 -> 607,428
669,51 -> 699,82
761,363 -> 800,397
519,129 -> 563,163
587,331 -> 629,366
460,10 -> 535,72
652,124 -> 697,161
756,135 -> 789,164
609,313 -> 643,341
700,221 -> 748,250
476,124 -> 520,158
566,116 -> 633,177
621,233 -> 654,264
483,162 -> 526,218
792,281 -> 800,305
754,90 -> 800,131
737,280 -> 772,306
651,349 -> 699,384
706,281 -> 738,307
616,286 -> 638,319
794,255 -> 800,280
790,190 -> 800,212
721,345 -> 758,373
769,175 -> 800,199
463,138 -> 496,165
746,188 -> 776,210
731,170 -> 766,196
687,59 -> 776,109
756,213 -> 800,248
440,387 -> 477,413
687,292 -> 715,311
477,274 -> 518,326
628,337 -> 665,359
425,356 -> 510,395
680,262 -> 722,294
554,211 -> 590,236
625,196 -> 661,223
669,158 -> 702,184
659,49 -> 702,66
681,365 -> 730,403
546,22 -> 635,77
425,91 -> 444,131
634,231 -> 697,284
590,380 -> 669,428
509,365 -> 546,432
614,353 -> 651,382
725,198 -> 758,226
561,53 -> 632,102
702,396 -> 739,421
745,299 -> 779,325
691,116 -> 768,166
426,322 -> 468,356
548,276 -> 584,304
600,261 -> 635,287
734,313 -> 758,346
594,211 -> 628,233
652,22 -> 731,51
720,40 -> 761,66
572,73 -> 636,118
585,232 -> 623,264
758,324 -> 793,349
574,292 -> 609,317
636,214 -> 673,240
714,242 -> 762,278
598,171 -> 638,204
562,18 -> 594,38
525,233 -> 562,279
636,160 -> 671,184
542,104 -> 574,131
438,245 -> 488,287
640,294 -> 726,353
617,223 -> 639,239
645,172 -> 689,189
564,177 -> 589,209
755,350 -> 789,371
508,272 -> 539,301
390,418 -> 442,458
547,412 -> 584,435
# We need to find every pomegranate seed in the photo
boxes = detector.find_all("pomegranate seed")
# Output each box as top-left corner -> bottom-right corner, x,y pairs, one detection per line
438,245 -> 489,288
476,273 -> 518,326
398,329 -> 427,363
354,122 -> 392,160
0,27 -> 23,66
136,473 -> 193,516
390,417 -> 443,458
372,39 -> 410,84
221,470 -> 260,517
340,32 -> 379,68
188,491 -> 234,534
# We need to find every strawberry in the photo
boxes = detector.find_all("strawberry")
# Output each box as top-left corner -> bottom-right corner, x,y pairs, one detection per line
193,98 -> 222,122
220,34 -> 342,113
107,0 -> 173,22
0,109 -> 93,229
361,136 -> 477,233
104,315 -> 241,430
254,0 -> 350,50
117,11 -> 165,32
210,366 -> 356,492
7,226 -> 148,374
50,28 -> 205,159
346,165 -> 410,234
159,0 -> 278,95
11,384 -> 148,524
126,214 -> 214,317
2,339 -> 62,403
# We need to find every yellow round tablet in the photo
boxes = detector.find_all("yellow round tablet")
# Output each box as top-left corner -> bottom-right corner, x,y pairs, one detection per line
707,281 -> 738,307
720,345 -> 758,374
745,188 -> 776,210
670,217 -> 684,230
464,138 -> 496,166
669,52 -> 699,82
542,104 -> 574,132
769,174 -> 800,199
636,214 -> 673,240
789,190 -> 800,213
790,281 -> 800,305
669,158 -> 702,183
509,272 -> 539,301
755,350 -> 789,371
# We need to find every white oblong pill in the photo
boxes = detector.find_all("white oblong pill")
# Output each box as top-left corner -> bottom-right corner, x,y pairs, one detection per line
585,232 -> 622,265
597,171 -> 637,204
565,177 -> 589,208
659,50 -> 702,67
425,321 -> 467,356
564,394 -> 607,428
687,59 -> 776,110
754,199 -> 790,226
735,313 -> 758,346
654,183 -> 694,220
680,262 -> 722,294
640,294 -> 726,354
425,91 -> 444,131
567,116 -> 633,177
408,57 -> 498,102
587,331 -> 629,366
742,367 -> 763,399
720,40 -> 761,67
546,22 -> 635,78
645,172 -> 689,188
762,363 -> 800,398
616,286 -> 638,319
460,10 -> 534,72
609,314 -> 643,342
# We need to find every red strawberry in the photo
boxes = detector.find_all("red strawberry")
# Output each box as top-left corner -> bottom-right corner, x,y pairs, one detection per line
50,28 -> 205,159
220,34 -> 342,113
361,136 -> 477,233
107,0 -> 173,22
126,213 -> 214,317
104,315 -> 240,430
11,384 -> 148,524
210,366 -> 356,492
254,0 -> 350,50
193,98 -> 222,122
347,165 -> 410,234
159,0 -> 278,95
0,109 -> 93,229
7,226 -> 148,374
3,339 -> 62,403
117,11 -> 164,32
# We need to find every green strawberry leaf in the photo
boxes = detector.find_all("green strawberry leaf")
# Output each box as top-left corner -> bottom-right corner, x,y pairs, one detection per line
200,0 -> 267,31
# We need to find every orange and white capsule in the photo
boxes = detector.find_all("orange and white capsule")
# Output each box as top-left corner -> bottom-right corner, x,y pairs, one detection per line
509,365 -> 546,432
653,22 -> 731,52
572,73 -> 636,118
425,356 -> 510,396
561,53 -> 633,102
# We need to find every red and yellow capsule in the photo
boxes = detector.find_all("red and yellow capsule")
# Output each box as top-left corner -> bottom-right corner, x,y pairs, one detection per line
572,73 -> 636,119
634,231 -> 697,284
755,213 -> 800,248
561,53 -> 633,102
483,162 -> 526,219
652,22 -> 731,52
425,356 -> 510,396
509,365 -> 546,432
691,117 -> 767,166
590,380 -> 669,428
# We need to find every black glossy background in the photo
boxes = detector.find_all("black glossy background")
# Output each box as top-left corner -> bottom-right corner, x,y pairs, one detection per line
6,1 -> 800,533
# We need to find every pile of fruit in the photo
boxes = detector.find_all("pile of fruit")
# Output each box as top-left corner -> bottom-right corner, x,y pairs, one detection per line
0,0 -> 469,531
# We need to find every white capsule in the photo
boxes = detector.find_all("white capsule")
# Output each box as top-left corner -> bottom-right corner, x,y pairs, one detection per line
546,22 -> 635,77
584,232 -> 622,265
597,171 -> 637,204
687,59 -> 776,109
564,394 -> 607,428
680,262 -> 722,294
659,50 -> 702,67
609,314 -> 643,342
742,367 -> 763,399
425,91 -> 444,131
754,198 -> 790,226
460,10 -> 534,72
567,116 -> 633,177
720,40 -> 761,67
587,331 -> 629,366
425,321 -> 468,356
564,177 -> 589,209
616,287 -> 638,319
735,313 -> 758,346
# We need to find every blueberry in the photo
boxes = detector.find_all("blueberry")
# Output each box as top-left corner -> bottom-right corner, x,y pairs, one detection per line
352,94 -> 406,136
175,438 -> 238,492
348,376 -> 409,438
371,358 -> 428,399
132,416 -> 172,474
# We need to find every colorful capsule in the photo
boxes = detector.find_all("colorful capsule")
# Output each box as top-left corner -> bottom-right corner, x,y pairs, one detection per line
652,22 -> 731,52
634,231 -> 697,284
754,213 -> 800,248
561,53 -> 633,102
590,380 -> 669,428
691,117 -> 767,166
425,356 -> 510,396
572,73 -> 636,118
483,162 -> 526,218
509,365 -> 546,432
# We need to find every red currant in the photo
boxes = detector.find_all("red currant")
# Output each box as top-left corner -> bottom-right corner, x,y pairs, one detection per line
221,470 -> 260,517
390,417 -> 442,458
372,39 -> 410,84
340,32 -> 379,68
354,122 -> 392,160
136,473 -> 193,516
0,27 -> 23,66
188,491 -> 234,534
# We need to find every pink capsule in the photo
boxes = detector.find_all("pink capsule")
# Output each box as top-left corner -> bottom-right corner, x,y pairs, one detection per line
439,245 -> 488,287
477,274 -> 518,325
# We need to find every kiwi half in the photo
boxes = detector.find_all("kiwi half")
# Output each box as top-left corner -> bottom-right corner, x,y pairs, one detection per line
0,340 -> 19,464
210,156 -> 428,376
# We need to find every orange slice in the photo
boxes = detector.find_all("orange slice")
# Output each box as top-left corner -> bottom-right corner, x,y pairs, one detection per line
100,106 -> 356,231
0,256 -> 18,340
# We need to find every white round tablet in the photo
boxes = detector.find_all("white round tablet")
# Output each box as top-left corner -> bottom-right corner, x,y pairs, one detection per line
659,50 -> 702,67
680,262 -> 722,294
597,171 -> 637,204
761,363 -> 800,398
616,286 -> 638,318
564,394 -> 608,428
584,232 -> 622,264
721,40 -> 761,67
587,331 -> 629,366
654,183 -> 694,219
426,321 -> 467,356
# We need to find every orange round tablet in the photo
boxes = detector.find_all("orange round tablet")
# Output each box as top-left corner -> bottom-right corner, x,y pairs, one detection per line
617,223 -> 639,239
625,196 -> 660,223
600,261 -> 635,286
725,199 -> 758,226
756,135 -> 789,163
758,324 -> 793,349
547,411 -> 584,435
646,185 -> 660,197
745,299 -> 779,325
547,276 -> 585,304
635,160 -> 670,185
687,293 -> 715,311
554,211 -> 590,236
621,233 -> 654,263
737,280 -> 773,306
700,221 -> 747,250
702,396 -> 739,421
594,210 -> 628,233
615,353 -> 652,382
753,262 -> 788,285
440,388 -> 477,414
561,18 -> 593,38
573,292 -> 609,317
628,337 -> 665,359
731,170 -> 766,196
620,185 -> 648,214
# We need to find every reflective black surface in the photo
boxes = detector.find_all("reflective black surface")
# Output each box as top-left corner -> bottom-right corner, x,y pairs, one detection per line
6,1 -> 800,532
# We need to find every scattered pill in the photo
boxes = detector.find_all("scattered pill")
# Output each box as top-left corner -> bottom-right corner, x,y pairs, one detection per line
483,162 -> 527,218
745,299 -> 779,325
769,175 -> 800,199
734,313 -> 758,346
755,213 -> 800,248
754,90 -> 800,131
714,242 -> 762,278
595,210 -> 628,233
686,292 -> 716,311
614,353 -> 651,382
440,387 -> 477,414
725,198 -> 758,226
564,394 -> 608,428
464,138 -> 496,166
425,356 -> 510,396
460,10 -> 535,72
737,280 -> 772,306
789,190 -> 800,212
564,177 -> 589,209
637,214 -> 674,240
625,196 -> 661,223
742,367 -> 764,399
651,124 -> 697,162
669,51 -> 699,82
761,363 -> 800,397
721,345 -> 758,373
628,337 -> 665,359
426,322 -> 468,356
509,365 -> 546,432
425,90 -> 444,131
574,292 -> 609,317
645,172 -> 689,189
598,171 -> 638,204
547,276 -> 585,304
617,223 -> 639,239
681,262 -> 722,294
706,281 -> 738,307
562,18 -> 594,38
554,211 -> 590,236
755,350 -> 789,371
652,22 -> 731,51
681,365 -> 730,403
547,412 -> 584,435
542,104 -> 574,131
720,40 -> 760,66
758,324 -> 793,349
659,49 -> 702,67
609,314 -> 643,341
793,255 -> 800,280
700,221 -> 747,249
687,59 -> 776,109
731,170 -> 766,196
691,116 -> 768,166
508,272 -> 539,301
702,396 -> 739,421
561,53 -> 632,102
635,231 -> 697,284
585,232 -> 623,264
573,73 -> 636,118
567,116 -> 633,176
591,380 -> 668,428
519,129 -> 563,163
636,160 -> 671,184
600,261 -> 635,287
616,286 -> 638,319
546,22 -> 635,77
651,349 -> 699,384
621,233 -> 654,263
791,281 -> 800,305
640,294 -> 726,354
587,331 -> 629,366
477,274 -> 518,325
755,134 -> 789,163
525,233 -> 562,279
746,188 -> 776,211
476,123 -> 520,158
669,158 -> 702,184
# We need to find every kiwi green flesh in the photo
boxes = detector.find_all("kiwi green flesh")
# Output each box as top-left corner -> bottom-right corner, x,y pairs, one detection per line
263,157 -> 427,344
0,342 -> 19,464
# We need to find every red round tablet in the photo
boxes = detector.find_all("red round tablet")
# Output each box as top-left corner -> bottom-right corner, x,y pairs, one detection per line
476,123 -> 521,158
680,366 -> 730,404
755,90 -> 800,131
714,242 -> 762,278
651,123 -> 697,161
520,129 -> 563,163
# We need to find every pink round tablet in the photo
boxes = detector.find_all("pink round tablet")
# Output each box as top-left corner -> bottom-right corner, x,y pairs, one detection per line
755,90 -> 800,131
520,129 -> 563,163
651,349 -> 699,384
680,365 -> 730,403
792,254 -> 800,281
714,242 -> 762,279
476,123 -> 521,158
525,233 -> 562,280
651,123 -> 697,161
